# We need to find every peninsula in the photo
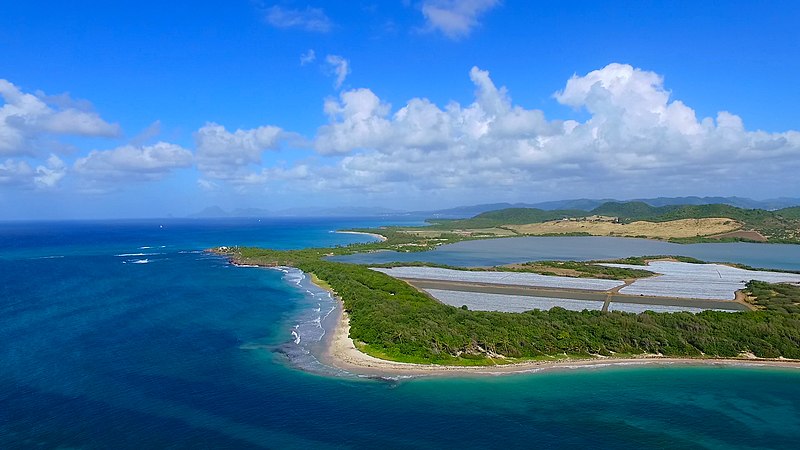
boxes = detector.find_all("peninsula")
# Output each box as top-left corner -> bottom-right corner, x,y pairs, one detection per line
214,201 -> 800,375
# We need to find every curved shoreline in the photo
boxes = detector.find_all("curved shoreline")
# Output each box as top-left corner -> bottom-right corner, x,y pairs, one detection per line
211,250 -> 800,377
313,277 -> 800,377
336,230 -> 388,242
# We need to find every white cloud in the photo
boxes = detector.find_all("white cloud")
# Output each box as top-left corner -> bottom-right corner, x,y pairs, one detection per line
302,63 -> 800,199
0,159 -> 33,186
264,5 -> 332,32
195,122 -> 284,181
0,79 -> 120,156
0,154 -> 66,189
34,155 -> 66,188
300,49 -> 316,65
420,0 -> 499,40
325,54 -> 350,89
315,88 -> 392,155
74,142 -> 192,181
197,178 -> 219,191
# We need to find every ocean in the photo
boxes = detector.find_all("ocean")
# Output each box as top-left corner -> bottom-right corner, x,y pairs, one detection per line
1,218 -> 799,449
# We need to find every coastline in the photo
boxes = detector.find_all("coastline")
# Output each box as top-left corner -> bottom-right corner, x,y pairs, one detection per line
336,230 -> 388,242
211,247 -> 800,378
314,276 -> 800,377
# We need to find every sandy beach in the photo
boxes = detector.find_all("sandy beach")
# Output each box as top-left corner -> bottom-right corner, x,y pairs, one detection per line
336,230 -> 388,242
319,290 -> 800,378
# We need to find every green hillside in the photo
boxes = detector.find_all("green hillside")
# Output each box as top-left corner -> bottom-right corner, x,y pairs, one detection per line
777,206 -> 800,220
425,201 -> 800,243
428,208 -> 585,229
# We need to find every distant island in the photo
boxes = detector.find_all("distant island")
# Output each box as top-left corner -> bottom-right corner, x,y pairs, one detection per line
213,200 -> 800,375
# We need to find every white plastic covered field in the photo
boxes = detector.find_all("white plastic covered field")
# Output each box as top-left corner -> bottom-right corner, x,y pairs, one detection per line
371,267 -> 624,291
601,261 -> 800,300
422,289 -> 604,313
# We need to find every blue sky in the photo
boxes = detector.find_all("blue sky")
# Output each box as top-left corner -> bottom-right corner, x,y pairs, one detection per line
1,1 -> 799,219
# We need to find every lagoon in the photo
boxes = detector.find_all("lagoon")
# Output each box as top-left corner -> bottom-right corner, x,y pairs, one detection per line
334,235 -> 800,271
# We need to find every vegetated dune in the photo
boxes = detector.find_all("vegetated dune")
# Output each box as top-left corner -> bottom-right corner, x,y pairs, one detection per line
507,217 -> 741,239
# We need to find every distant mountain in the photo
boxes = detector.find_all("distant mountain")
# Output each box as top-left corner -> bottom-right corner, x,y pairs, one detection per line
526,198 -> 616,211
188,206 -> 229,218
189,196 -> 800,219
627,196 -> 797,210
537,197 -> 800,211
422,203 -> 534,218
422,197 -> 800,219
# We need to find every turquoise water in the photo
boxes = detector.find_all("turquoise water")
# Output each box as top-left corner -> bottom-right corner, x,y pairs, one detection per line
1,220 -> 799,448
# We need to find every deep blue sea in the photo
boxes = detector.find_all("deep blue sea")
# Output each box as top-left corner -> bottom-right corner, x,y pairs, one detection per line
2,219 -> 800,449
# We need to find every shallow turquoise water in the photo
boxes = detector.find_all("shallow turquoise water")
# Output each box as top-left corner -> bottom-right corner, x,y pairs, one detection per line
1,219 -> 799,448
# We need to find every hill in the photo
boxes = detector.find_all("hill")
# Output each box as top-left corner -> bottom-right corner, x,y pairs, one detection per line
425,201 -> 800,243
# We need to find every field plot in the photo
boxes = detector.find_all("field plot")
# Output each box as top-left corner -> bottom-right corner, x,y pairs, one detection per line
602,261 -> 800,300
607,302 -> 726,314
371,267 -> 624,291
423,289 -> 603,313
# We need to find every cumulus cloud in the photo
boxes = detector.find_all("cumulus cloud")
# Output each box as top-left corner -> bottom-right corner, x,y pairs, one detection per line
34,155 -> 67,188
325,54 -> 350,89
300,49 -> 316,65
74,142 -> 192,181
420,0 -> 500,40
304,63 -> 800,198
195,122 -> 285,181
315,88 -> 392,155
0,79 -> 120,156
264,5 -> 332,32
0,154 -> 66,189
0,159 -> 34,186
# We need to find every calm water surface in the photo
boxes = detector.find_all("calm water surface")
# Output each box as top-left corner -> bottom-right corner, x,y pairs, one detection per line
334,235 -> 800,271
1,220 -> 799,449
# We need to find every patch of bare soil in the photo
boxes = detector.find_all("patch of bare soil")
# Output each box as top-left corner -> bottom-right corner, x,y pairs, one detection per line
507,218 -> 742,239
708,230 -> 768,242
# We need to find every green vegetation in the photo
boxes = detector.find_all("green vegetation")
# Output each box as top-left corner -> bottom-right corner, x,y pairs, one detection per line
224,242 -> 800,364
429,207 -> 586,229
601,255 -> 707,265
745,281 -> 800,314
220,205 -> 800,365
423,201 -> 800,243
776,206 -> 800,220
507,260 -> 654,279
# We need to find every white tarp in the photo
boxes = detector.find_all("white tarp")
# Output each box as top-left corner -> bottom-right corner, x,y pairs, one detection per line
601,261 -> 800,300
372,267 -> 623,291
